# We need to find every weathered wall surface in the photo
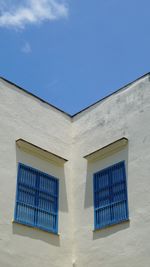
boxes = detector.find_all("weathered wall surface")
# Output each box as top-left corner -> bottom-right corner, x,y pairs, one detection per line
0,74 -> 150,267
0,79 -> 73,267
71,75 -> 150,267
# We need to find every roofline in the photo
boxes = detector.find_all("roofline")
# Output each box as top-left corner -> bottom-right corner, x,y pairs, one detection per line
0,72 -> 150,118
71,72 -> 150,118
0,76 -> 71,118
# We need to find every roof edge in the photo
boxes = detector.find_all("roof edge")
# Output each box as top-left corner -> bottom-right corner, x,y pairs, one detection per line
0,72 -> 150,118
0,76 -> 71,118
71,72 -> 150,118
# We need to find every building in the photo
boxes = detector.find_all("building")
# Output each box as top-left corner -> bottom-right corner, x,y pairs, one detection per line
0,73 -> 150,267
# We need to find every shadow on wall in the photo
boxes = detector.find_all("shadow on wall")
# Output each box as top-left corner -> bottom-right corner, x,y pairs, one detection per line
12,222 -> 60,246
84,160 -> 93,209
93,220 -> 130,240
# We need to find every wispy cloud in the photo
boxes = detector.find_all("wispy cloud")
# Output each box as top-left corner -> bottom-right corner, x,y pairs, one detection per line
21,42 -> 32,54
0,0 -> 68,29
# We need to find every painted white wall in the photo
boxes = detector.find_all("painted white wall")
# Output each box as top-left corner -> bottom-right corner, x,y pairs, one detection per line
71,75 -> 150,267
0,74 -> 150,267
0,79 -> 73,267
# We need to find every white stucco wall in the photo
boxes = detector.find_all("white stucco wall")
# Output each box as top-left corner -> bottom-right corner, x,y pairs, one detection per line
71,74 -> 150,267
0,79 -> 73,267
0,74 -> 150,267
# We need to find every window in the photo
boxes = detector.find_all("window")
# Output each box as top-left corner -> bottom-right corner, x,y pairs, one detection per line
93,161 -> 129,230
14,163 -> 59,234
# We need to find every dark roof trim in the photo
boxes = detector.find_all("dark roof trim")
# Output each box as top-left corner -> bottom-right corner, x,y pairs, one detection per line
72,72 -> 150,117
0,76 -> 71,118
16,138 -> 68,163
1,72 -> 150,118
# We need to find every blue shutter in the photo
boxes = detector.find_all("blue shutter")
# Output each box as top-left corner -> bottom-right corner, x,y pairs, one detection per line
93,161 -> 129,230
111,162 -> 128,223
15,164 -> 36,226
37,173 -> 59,233
15,163 -> 59,233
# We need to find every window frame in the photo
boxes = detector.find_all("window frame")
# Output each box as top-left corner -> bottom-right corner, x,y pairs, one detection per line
93,161 -> 129,230
14,163 -> 59,234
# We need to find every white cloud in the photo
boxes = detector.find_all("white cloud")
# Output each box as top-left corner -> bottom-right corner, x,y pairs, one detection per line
0,0 -> 68,29
21,42 -> 32,54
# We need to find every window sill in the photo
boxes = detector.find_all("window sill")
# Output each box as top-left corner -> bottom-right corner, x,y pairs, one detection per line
93,218 -> 130,232
12,219 -> 60,236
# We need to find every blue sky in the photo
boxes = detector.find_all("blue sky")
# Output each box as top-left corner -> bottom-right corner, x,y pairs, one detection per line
0,0 -> 150,114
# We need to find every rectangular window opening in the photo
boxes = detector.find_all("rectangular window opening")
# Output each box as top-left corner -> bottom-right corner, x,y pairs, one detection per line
14,163 -> 59,234
93,161 -> 129,230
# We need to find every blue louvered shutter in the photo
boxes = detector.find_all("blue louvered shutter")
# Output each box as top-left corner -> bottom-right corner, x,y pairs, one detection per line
93,161 -> 128,230
37,172 -> 58,233
15,164 -> 59,233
